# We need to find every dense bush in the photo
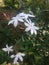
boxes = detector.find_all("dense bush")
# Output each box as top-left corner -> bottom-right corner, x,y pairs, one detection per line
0,50 -> 11,64
0,0 -> 49,65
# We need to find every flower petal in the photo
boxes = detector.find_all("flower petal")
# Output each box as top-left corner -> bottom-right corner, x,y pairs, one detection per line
27,14 -> 35,17
10,46 -> 13,49
8,20 -> 14,25
8,51 -> 10,54
21,53 -> 25,56
19,12 -> 25,16
13,20 -> 18,27
11,55 -> 15,58
34,26 -> 39,30
18,18 -> 24,22
25,27 -> 30,32
30,29 -> 34,35
14,56 -> 18,64
6,44 -> 8,48
24,22 -> 29,26
2,48 -> 7,51
34,30 -> 37,35
13,58 -> 18,64
19,56 -> 23,61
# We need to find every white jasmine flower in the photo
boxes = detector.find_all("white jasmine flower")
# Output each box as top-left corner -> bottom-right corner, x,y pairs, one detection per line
19,12 -> 35,20
8,12 -> 35,27
8,14 -> 24,27
2,44 -> 13,54
11,52 -> 25,64
24,19 -> 39,35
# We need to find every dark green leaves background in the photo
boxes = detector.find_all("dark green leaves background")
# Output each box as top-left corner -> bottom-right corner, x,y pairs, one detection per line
0,0 -> 49,65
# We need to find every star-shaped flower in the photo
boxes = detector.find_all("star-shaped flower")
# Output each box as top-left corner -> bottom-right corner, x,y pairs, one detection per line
8,12 -> 35,27
24,19 -> 39,35
18,12 -> 35,20
11,52 -> 25,64
2,44 -> 13,54
8,13 -> 24,27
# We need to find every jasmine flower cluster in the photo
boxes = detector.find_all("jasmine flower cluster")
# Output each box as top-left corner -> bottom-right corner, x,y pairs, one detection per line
2,44 -> 25,64
8,11 -> 39,35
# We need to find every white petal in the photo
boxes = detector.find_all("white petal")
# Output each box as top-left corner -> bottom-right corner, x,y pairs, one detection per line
19,56 -> 23,61
12,17 -> 16,20
8,20 -> 14,25
18,18 -> 24,22
8,51 -> 10,54
34,30 -> 37,35
10,46 -> 13,49
29,11 -> 34,14
14,56 -> 18,64
25,19 -> 30,23
29,19 -> 32,23
13,20 -> 18,27
2,48 -> 7,51
24,22 -> 29,26
21,53 -> 25,56
9,48 -> 13,52
25,27 -> 30,32
19,12 -> 25,16
30,29 -> 34,35
33,26 -> 39,30
11,55 -> 15,58
13,59 -> 18,64
6,44 -> 8,48
27,14 -> 35,17
26,19 -> 32,25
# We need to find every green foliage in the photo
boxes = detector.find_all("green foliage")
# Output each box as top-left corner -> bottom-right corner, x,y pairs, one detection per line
0,50 -> 11,64
0,0 -> 49,65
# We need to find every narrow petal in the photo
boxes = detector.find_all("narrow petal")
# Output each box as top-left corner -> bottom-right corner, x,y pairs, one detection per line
14,56 -> 18,64
25,19 -> 30,23
19,12 -> 25,16
26,19 -> 33,25
13,59 -> 18,64
34,26 -> 39,30
19,56 -> 23,61
13,20 -> 18,27
8,20 -> 14,25
24,22 -> 29,26
12,17 -> 16,20
25,27 -> 30,32
10,49 -> 13,52
29,10 -> 34,15
30,29 -> 34,35
21,53 -> 25,56
8,51 -> 9,54
29,19 -> 32,23
28,19 -> 35,26
11,55 -> 15,58
2,48 -> 7,51
34,30 -> 37,35
28,14 -> 35,17
10,46 -> 13,49
18,18 -> 24,22
6,44 -> 8,48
